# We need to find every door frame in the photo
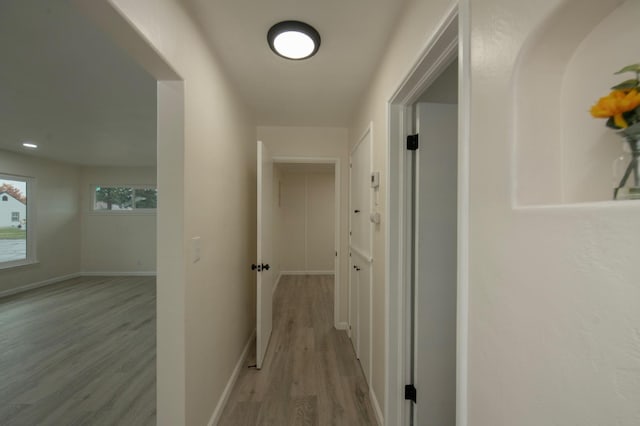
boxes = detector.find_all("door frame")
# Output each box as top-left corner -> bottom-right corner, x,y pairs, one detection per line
385,3 -> 470,426
272,156 -> 342,329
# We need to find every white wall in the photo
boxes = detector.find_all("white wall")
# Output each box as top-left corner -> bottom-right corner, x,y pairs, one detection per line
271,165 -> 284,286
0,149 -> 81,294
80,166 -> 156,274
258,126 -> 349,322
103,1 -> 257,425
468,0 -> 640,424
276,167 -> 335,273
348,0 -> 456,418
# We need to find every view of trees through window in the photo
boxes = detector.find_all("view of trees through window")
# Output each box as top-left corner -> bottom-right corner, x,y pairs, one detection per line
0,176 -> 27,264
94,186 -> 157,211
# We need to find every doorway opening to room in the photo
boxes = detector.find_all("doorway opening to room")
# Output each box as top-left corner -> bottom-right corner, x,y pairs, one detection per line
254,150 -> 342,369
0,1 -> 185,425
386,5 -> 467,426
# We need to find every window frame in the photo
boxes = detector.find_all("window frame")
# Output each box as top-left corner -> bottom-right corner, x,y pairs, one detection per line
91,184 -> 157,214
0,173 -> 37,270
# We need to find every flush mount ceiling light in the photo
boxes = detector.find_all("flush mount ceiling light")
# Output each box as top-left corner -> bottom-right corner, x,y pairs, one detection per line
22,142 -> 38,149
267,21 -> 321,60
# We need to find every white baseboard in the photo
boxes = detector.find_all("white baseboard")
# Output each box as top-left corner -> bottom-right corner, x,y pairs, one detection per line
272,272 -> 283,295
0,271 -> 157,299
208,329 -> 255,426
370,386 -> 384,426
81,271 -> 157,277
0,272 -> 81,299
281,270 -> 335,276
335,321 -> 348,331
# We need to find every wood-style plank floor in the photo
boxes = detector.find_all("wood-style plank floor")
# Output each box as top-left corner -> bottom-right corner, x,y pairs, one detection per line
219,275 -> 377,426
0,276 -> 156,426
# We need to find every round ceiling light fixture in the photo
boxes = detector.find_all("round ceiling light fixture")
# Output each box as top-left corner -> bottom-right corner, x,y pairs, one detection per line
267,21 -> 321,60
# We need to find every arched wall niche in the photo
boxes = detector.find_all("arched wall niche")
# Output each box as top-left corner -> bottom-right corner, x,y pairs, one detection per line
514,0 -> 637,206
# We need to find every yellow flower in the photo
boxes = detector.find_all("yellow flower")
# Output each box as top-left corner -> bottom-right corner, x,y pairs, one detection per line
590,89 -> 640,128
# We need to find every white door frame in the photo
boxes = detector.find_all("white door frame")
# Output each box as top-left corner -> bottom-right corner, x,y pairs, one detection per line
272,156 -> 342,329
385,4 -> 470,426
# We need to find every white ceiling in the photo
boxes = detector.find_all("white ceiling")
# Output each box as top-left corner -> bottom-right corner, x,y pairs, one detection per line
0,0 -> 407,167
0,0 -> 156,167
183,0 -> 409,126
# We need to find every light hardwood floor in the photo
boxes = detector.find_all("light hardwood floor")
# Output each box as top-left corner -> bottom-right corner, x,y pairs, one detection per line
0,276 -> 156,426
219,274 -> 377,426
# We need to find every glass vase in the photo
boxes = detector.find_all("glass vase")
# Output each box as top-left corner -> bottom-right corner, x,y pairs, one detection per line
613,136 -> 640,200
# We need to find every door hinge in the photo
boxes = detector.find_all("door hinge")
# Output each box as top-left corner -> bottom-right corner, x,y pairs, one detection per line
404,384 -> 417,403
407,134 -> 419,151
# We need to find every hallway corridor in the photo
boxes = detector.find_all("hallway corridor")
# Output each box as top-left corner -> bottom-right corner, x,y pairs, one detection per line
219,275 -> 376,425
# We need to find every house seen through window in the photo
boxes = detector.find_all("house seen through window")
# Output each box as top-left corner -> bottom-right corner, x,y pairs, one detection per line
93,186 -> 157,211
0,175 -> 30,266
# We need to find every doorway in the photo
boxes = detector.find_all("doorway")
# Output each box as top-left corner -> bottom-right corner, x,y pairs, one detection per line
255,153 -> 342,369
385,5 -> 468,426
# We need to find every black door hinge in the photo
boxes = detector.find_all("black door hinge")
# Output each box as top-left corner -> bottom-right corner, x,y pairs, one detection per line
407,134 -> 419,151
404,384 -> 417,403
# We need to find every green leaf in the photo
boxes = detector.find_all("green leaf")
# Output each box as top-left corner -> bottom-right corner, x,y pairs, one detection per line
611,79 -> 639,90
614,63 -> 640,75
606,116 -> 619,129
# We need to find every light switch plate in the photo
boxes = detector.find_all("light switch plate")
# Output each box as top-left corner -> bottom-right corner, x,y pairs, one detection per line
191,236 -> 201,263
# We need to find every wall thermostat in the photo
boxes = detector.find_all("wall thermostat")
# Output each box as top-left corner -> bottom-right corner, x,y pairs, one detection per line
370,171 -> 380,188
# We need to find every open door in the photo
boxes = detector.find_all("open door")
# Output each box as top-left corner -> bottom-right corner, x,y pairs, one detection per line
256,140 -> 274,369
410,102 -> 458,425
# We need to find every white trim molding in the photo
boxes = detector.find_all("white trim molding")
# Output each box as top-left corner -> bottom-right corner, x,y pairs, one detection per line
0,271 -> 158,300
272,272 -> 283,295
370,386 -> 384,426
385,4 -> 465,426
335,321 -> 349,330
208,329 -> 256,426
81,271 -> 157,277
280,270 -> 335,276
0,272 -> 81,299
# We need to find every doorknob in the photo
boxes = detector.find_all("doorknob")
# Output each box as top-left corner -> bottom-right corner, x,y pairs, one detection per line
354,209 -> 361,213
262,264 -> 270,271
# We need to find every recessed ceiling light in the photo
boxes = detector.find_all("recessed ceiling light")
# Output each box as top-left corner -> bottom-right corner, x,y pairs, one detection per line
22,142 -> 38,149
267,21 -> 321,60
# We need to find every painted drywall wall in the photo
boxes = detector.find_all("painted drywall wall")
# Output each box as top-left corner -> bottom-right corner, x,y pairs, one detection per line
80,166 -> 157,273
258,126 -> 348,322
277,169 -> 335,273
348,0 -> 456,418
468,0 -> 640,424
272,165 -> 284,286
104,1 -> 256,425
0,149 -> 81,294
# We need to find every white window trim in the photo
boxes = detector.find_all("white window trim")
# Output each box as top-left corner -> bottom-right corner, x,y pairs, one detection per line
0,173 -> 37,270
90,184 -> 157,215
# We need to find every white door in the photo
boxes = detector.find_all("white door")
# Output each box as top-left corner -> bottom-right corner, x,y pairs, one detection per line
349,128 -> 372,382
412,103 -> 458,425
256,140 -> 274,369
